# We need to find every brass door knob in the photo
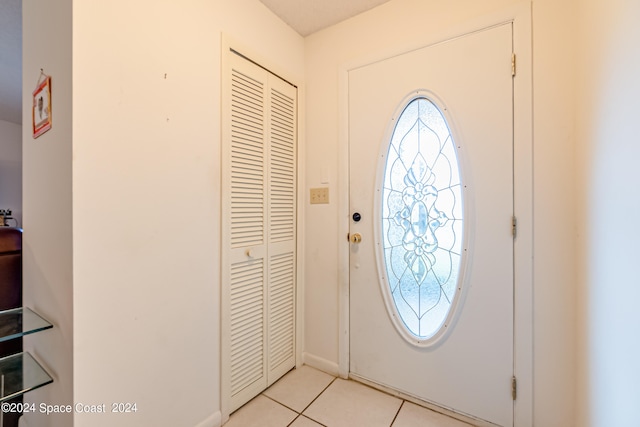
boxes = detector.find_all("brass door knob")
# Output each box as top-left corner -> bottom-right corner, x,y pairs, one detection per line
350,233 -> 362,244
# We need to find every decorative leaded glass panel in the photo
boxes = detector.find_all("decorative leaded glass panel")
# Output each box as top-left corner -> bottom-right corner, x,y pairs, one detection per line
381,97 -> 463,340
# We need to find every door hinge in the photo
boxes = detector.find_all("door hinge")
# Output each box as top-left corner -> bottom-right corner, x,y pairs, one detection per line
511,53 -> 516,77
511,376 -> 517,400
512,216 -> 517,238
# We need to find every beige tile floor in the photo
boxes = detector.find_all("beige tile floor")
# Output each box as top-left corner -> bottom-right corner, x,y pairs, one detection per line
224,365 -> 475,427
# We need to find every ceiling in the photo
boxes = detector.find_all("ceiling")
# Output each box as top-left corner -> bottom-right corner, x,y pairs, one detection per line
0,0 -> 391,124
259,0 -> 391,36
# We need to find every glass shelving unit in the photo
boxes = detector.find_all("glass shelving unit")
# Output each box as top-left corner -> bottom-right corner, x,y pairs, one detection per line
0,308 -> 53,403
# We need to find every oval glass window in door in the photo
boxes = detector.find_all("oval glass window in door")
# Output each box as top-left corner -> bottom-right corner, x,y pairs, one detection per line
381,96 -> 464,342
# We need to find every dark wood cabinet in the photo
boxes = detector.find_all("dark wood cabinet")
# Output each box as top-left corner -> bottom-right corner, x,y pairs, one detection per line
0,227 -> 22,427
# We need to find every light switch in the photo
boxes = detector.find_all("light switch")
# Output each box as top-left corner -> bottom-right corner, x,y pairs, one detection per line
310,187 -> 329,204
321,166 -> 330,184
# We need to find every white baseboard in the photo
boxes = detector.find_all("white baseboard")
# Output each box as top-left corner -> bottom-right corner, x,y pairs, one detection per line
195,411 -> 222,427
302,352 -> 340,377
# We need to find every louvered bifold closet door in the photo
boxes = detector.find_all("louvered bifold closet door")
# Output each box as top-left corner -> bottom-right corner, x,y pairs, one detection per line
222,51 -> 297,414
224,54 -> 269,412
267,77 -> 297,384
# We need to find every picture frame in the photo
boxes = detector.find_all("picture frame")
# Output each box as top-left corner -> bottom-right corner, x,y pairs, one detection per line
32,75 -> 52,138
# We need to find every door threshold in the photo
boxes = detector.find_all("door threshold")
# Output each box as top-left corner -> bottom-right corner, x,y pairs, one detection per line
348,373 -> 503,427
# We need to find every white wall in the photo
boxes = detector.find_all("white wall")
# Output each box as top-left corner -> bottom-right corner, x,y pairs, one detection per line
22,1 -> 74,426
576,0 -> 640,425
304,0 -> 576,424
0,119 -> 22,226
23,1 -> 303,426
71,2 -> 302,426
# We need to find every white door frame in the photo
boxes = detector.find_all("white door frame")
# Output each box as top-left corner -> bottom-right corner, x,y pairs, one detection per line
337,3 -> 532,425
220,34 -> 306,423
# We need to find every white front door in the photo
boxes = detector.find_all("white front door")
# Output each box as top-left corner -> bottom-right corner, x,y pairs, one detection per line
349,24 -> 514,426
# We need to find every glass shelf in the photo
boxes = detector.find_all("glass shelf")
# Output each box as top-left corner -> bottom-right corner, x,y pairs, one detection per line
0,307 -> 53,343
0,352 -> 53,402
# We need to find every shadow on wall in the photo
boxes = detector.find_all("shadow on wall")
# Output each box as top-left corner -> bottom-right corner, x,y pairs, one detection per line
578,0 -> 640,425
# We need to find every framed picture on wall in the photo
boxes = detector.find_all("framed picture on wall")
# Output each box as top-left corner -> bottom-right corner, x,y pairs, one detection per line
32,75 -> 52,138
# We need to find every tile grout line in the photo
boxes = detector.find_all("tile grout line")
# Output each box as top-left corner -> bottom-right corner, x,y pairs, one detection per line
285,414 -> 302,427
261,376 -> 338,414
285,375 -> 338,426
297,376 -> 338,418
255,396 -> 330,427
262,372 -> 337,427
261,393 -> 300,415
286,414 -> 329,427
389,399 -> 405,427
